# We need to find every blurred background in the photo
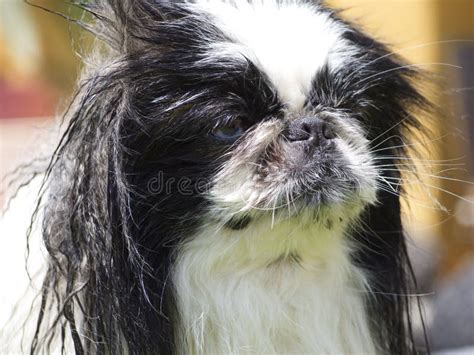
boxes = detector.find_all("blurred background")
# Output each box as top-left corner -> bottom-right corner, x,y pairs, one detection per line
0,0 -> 473,353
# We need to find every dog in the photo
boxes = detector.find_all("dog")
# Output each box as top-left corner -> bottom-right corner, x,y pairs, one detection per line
1,0 -> 430,353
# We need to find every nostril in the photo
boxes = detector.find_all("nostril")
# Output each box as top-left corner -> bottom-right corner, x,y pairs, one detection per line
286,117 -> 336,143
322,124 -> 336,140
302,123 -> 312,136
287,123 -> 311,142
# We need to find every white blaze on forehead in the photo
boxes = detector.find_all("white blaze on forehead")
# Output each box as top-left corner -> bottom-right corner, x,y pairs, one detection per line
193,0 -> 344,111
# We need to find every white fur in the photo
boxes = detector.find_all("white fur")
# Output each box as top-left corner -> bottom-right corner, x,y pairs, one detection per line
193,0 -> 348,111
173,215 -> 378,354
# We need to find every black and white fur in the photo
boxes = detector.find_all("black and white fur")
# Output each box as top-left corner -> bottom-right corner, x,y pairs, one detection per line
1,0 -> 430,353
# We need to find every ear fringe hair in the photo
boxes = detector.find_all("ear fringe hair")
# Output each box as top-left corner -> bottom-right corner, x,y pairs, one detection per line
346,46 -> 433,355
26,23 -> 156,355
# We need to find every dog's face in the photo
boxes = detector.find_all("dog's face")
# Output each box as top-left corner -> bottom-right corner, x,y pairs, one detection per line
202,2 -> 378,231
127,1 -> 419,245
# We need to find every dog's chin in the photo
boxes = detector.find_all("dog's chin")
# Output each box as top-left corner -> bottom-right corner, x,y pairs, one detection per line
221,175 -> 377,232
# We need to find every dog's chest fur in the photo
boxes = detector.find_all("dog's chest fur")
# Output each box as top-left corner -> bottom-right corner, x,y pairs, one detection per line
173,218 -> 377,354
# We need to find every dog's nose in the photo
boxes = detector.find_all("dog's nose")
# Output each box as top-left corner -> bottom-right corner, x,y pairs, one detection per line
286,117 -> 336,145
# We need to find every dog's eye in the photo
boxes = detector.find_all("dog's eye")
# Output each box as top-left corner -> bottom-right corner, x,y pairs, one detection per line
211,119 -> 246,142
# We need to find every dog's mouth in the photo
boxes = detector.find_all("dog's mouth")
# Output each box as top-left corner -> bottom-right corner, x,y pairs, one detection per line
219,165 -> 374,231
256,143 -> 372,203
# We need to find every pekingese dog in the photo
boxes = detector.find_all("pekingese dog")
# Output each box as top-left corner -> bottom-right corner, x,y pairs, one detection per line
3,0 -> 431,354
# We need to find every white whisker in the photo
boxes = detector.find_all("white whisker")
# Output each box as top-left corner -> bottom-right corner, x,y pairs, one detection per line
355,63 -> 462,88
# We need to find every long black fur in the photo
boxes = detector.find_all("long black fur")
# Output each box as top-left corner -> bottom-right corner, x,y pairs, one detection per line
27,1 -> 430,354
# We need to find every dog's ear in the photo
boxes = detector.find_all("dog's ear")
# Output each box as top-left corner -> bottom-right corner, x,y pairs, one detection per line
110,0 -> 184,22
86,0 -> 189,51
354,192 -> 414,353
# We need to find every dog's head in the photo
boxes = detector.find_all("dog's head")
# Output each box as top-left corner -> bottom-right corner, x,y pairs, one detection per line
34,1 -> 428,353
117,1 -> 423,241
